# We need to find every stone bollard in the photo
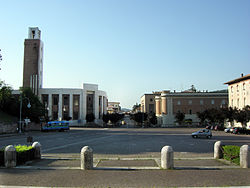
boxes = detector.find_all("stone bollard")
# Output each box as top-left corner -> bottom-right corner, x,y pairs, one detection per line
4,145 -> 16,168
214,141 -> 223,159
161,146 -> 174,169
240,145 -> 249,168
81,146 -> 93,170
32,142 -> 41,159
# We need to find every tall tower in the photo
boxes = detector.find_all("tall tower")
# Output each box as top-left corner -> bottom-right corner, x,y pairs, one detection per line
23,27 -> 43,95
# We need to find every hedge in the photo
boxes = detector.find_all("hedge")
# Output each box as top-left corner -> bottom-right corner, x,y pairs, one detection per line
0,145 -> 35,166
223,145 -> 240,165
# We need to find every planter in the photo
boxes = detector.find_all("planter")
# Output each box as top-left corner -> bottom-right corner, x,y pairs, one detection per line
16,148 -> 35,165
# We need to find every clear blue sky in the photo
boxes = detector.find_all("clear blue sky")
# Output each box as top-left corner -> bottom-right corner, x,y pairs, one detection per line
0,0 -> 249,109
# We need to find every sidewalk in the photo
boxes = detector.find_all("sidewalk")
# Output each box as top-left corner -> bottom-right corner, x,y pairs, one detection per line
1,154 -> 249,187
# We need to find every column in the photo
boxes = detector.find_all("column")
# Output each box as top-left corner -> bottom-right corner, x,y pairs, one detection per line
155,96 -> 161,116
58,94 -> 62,120
167,98 -> 173,116
48,94 -> 52,118
94,93 -> 99,120
80,92 -> 85,120
69,94 -> 73,119
161,94 -> 167,114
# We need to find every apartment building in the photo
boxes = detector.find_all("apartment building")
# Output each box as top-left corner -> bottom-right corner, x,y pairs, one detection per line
225,74 -> 250,127
107,102 -> 121,113
225,74 -> 250,109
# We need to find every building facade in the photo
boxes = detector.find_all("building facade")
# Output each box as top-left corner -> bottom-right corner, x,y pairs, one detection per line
140,92 -> 162,114
16,27 -> 108,125
225,74 -> 250,127
225,74 -> 250,109
107,102 -> 121,113
154,91 -> 228,126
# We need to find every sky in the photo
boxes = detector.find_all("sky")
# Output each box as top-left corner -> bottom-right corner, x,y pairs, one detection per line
0,0 -> 249,109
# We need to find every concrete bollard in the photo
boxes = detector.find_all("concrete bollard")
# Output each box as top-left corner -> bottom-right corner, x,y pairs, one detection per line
81,146 -> 93,170
4,145 -> 16,168
240,145 -> 249,168
32,142 -> 41,159
214,141 -> 223,159
161,146 -> 174,169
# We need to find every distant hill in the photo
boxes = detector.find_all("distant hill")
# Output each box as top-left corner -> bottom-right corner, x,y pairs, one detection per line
121,108 -> 131,112
0,110 -> 18,123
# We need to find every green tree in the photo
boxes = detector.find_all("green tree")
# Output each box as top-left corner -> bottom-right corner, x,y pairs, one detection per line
0,80 -> 12,110
234,106 -> 250,128
148,113 -> 157,125
224,107 -> 237,126
175,111 -> 185,125
197,111 -> 207,125
131,112 -> 148,126
20,87 -> 45,123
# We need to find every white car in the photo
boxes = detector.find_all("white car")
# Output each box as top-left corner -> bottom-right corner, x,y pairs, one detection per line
192,129 -> 212,139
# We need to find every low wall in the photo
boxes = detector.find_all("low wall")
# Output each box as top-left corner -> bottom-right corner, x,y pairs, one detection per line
0,122 -> 18,134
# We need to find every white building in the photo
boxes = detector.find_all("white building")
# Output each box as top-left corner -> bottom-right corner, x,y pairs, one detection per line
15,27 -> 108,125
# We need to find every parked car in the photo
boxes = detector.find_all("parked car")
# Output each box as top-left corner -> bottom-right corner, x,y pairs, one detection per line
233,127 -> 250,135
214,125 -> 224,131
224,127 -> 232,133
192,129 -> 212,139
230,127 -> 237,133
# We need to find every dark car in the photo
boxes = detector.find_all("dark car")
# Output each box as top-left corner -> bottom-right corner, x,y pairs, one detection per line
233,127 -> 250,135
192,129 -> 212,139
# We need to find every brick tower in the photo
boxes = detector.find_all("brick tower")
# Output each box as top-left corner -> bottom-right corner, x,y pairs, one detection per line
23,27 -> 43,95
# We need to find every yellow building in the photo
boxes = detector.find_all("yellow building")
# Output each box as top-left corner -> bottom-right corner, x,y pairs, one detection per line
225,74 -> 250,128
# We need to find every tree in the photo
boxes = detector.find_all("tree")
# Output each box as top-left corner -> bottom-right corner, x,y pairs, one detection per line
175,111 -> 185,125
234,106 -> 250,128
102,113 -> 109,124
0,80 -> 12,110
131,112 -> 148,126
148,113 -> 157,125
197,111 -> 207,125
224,107 -> 237,126
20,87 -> 45,123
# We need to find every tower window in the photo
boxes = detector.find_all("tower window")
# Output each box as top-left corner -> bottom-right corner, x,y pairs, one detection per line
32,30 -> 35,38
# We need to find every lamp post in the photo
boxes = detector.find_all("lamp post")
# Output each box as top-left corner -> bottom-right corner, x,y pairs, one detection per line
19,94 -> 31,133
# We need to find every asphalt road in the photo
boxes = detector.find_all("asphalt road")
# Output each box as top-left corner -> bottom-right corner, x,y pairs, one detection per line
1,127 -> 250,158
1,128 -> 250,187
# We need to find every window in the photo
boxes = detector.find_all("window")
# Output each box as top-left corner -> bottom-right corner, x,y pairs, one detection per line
150,98 -> 153,102
237,85 -> 239,92
53,95 -> 58,105
177,100 -> 181,105
188,100 -> 192,105
231,86 -> 233,93
189,109 -> 192,114
243,83 -> 246,91
231,99 -> 233,106
237,99 -> 239,108
211,100 -> 214,105
63,96 -> 69,105
200,100 -> 204,105
221,100 -> 226,105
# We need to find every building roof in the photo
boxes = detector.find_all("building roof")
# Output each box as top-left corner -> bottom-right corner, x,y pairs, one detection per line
224,74 -> 250,85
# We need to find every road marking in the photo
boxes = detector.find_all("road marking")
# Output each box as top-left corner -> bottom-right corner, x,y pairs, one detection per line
42,135 -> 113,152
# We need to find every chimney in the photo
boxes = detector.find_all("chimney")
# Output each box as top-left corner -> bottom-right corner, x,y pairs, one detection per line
241,73 -> 244,77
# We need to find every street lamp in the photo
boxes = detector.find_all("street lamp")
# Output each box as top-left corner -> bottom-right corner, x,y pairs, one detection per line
19,94 -> 31,133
